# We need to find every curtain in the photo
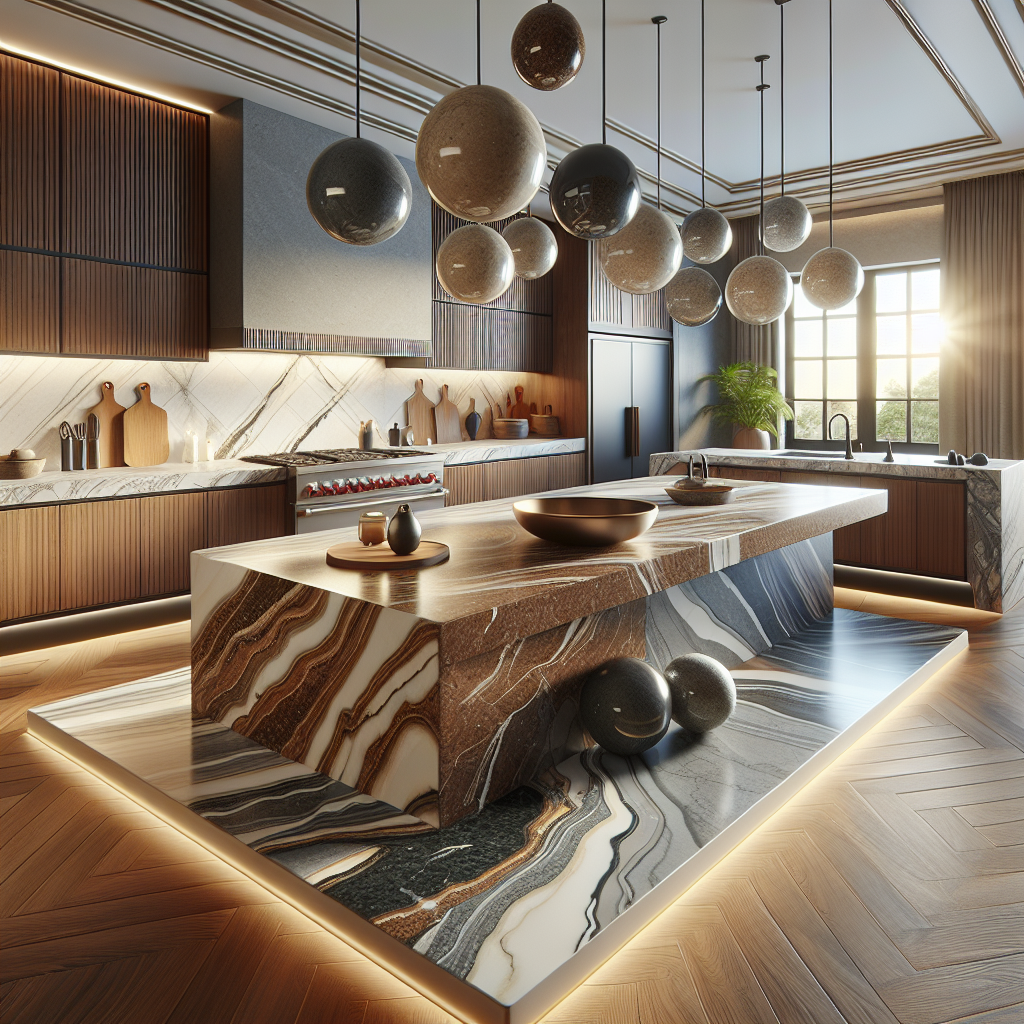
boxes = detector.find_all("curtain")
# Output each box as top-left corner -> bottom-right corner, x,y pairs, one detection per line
729,214 -> 776,367
939,171 -> 1024,460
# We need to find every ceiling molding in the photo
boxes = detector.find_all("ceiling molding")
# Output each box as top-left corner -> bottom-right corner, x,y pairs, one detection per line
970,0 -> 1024,97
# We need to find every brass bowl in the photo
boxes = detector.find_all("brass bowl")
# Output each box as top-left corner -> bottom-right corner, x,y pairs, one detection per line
513,496 -> 658,547
665,484 -> 735,506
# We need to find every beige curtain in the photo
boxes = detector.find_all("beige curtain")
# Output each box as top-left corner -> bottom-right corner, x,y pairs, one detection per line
939,171 -> 1024,460
729,214 -> 775,367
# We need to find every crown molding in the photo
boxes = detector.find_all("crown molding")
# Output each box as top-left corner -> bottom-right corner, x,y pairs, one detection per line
970,0 -> 1024,97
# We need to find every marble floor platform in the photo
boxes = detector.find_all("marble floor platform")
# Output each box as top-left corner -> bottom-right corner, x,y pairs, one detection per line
29,610 -> 966,1024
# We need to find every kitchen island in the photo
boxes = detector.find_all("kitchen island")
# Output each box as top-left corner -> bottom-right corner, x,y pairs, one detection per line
30,475 -> 967,1024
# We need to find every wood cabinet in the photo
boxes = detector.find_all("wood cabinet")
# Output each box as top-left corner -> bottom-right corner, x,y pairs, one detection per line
915,480 -> 966,578
207,485 -> 288,546
444,454 -> 587,506
140,492 -> 207,598
0,506 -> 60,621
709,465 -> 782,483
60,498 -> 142,611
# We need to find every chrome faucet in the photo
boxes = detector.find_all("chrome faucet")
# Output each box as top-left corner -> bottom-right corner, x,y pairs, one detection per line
828,413 -> 855,460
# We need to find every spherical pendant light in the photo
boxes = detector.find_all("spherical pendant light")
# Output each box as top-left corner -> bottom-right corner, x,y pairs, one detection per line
511,2 -> 585,91
549,143 -> 641,239
681,207 -> 733,264
598,202 -> 682,295
725,254 -> 793,325
665,265 -> 722,326
435,223 -> 514,304
306,138 -> 412,246
761,194 -> 811,252
415,85 -> 546,223
800,246 -> 864,310
501,216 -> 558,279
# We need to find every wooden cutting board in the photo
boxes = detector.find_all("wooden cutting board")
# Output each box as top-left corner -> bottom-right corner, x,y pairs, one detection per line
407,379 -> 436,445
434,385 -> 462,443
123,383 -> 169,466
510,387 -> 530,420
86,381 -> 126,468
325,539 -> 450,570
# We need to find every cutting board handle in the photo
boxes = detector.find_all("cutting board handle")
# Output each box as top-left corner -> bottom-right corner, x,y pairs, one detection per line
101,381 -> 115,397
136,382 -> 152,403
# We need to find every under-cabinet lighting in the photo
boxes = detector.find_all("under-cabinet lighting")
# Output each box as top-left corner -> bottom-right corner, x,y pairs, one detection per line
1,40 -> 213,112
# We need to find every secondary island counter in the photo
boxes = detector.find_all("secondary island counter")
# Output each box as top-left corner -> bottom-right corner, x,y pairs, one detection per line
190,475 -> 887,827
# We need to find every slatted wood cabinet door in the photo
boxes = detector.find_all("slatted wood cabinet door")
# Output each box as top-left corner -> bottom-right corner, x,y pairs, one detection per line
140,492 -> 207,598
59,499 -> 142,611
206,484 -> 289,547
444,453 -> 587,506
0,506 -> 61,622
916,479 -> 967,579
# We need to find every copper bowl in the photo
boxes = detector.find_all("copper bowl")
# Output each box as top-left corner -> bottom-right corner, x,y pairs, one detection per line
513,496 -> 658,547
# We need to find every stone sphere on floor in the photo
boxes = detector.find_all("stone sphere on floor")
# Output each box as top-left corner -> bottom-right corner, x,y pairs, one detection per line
580,657 -> 671,756
664,653 -> 736,733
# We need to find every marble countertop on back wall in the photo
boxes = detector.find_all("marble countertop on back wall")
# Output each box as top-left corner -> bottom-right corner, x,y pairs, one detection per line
421,436 -> 585,465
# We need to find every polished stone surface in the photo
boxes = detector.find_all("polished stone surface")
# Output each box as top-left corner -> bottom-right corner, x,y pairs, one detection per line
665,265 -> 723,327
548,144 -> 641,239
680,206 -> 732,264
664,654 -> 736,733
801,246 -> 865,310
510,2 -> 585,91
597,203 -> 683,295
725,254 -> 794,325
435,224 -> 515,304
579,657 -> 671,755
501,217 -> 558,280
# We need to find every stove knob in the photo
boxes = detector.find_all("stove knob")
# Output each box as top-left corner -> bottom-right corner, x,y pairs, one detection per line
426,472 -> 437,483
332,479 -> 346,494
301,483 -> 315,498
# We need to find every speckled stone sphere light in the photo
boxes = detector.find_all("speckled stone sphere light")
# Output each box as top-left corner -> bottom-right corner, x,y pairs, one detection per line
435,223 -> 514,304
665,265 -> 722,327
549,143 -> 642,239
511,2 -> 585,91
597,202 -> 682,295
306,138 -> 412,246
580,657 -> 672,757
800,246 -> 865,310
415,85 -> 546,223
664,654 -> 736,733
761,194 -> 812,253
501,216 -> 558,279
681,206 -> 733,264
725,254 -> 793,325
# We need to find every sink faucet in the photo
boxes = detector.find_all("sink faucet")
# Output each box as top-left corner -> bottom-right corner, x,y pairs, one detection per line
828,413 -> 855,460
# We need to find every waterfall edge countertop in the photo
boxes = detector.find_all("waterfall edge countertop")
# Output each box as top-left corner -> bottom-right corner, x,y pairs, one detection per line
0,437 -> 585,508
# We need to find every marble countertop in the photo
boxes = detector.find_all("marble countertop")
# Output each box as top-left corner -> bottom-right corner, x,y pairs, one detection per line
0,438 -> 586,508
651,447 -> 1021,481
194,475 -> 886,664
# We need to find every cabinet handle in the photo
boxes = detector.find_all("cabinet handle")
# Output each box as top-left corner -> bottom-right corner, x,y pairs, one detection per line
632,407 -> 641,458
624,406 -> 635,459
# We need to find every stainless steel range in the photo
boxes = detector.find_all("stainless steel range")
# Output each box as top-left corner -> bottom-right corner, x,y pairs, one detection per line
241,449 -> 448,534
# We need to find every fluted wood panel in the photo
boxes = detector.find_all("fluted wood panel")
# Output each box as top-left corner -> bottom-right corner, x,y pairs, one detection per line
0,506 -> 60,622
710,466 -> 782,483
205,484 -> 288,548
139,492 -> 206,598
1,54 -> 59,250
630,289 -> 671,333
61,74 -> 207,270
916,480 -> 966,579
429,303 -> 552,371
857,477 -> 918,573
589,246 -> 671,336
62,258 -> 207,358
59,499 -> 141,611
444,453 -> 587,506
0,249 -> 59,353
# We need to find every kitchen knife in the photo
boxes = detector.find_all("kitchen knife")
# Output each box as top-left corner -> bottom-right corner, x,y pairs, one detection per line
87,413 -> 100,469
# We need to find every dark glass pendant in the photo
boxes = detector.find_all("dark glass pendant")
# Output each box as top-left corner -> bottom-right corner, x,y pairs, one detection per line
548,143 -> 641,240
511,2 -> 585,91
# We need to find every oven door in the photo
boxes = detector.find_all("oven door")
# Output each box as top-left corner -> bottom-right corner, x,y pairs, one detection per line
295,488 -> 448,534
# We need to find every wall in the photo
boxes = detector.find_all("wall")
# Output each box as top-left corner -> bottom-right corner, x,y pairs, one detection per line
0,353 -> 530,467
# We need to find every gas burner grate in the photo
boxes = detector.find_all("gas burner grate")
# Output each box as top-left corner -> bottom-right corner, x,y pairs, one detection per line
240,448 -> 436,468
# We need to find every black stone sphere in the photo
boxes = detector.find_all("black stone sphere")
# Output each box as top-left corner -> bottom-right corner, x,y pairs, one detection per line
549,143 -> 642,240
511,2 -> 585,92
580,657 -> 671,756
306,137 -> 412,246
664,654 -> 736,734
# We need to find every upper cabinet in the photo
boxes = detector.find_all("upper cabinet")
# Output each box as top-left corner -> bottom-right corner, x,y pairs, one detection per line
0,52 -> 209,359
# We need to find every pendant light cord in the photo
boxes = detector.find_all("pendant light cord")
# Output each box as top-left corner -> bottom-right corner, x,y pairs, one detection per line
828,0 -> 834,246
700,0 -> 706,208
476,0 -> 481,86
355,0 -> 361,138
602,0 -> 607,144
653,16 -> 666,210
780,2 -> 784,196
756,55 -> 769,256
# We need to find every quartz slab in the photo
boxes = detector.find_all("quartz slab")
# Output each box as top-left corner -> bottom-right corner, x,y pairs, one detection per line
421,436 -> 585,465
31,609 -> 966,1024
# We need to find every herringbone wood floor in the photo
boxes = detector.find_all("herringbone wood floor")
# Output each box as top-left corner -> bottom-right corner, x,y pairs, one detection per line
1,590 -> 1021,1024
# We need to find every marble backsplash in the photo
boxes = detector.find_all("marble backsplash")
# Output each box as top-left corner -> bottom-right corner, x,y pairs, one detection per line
0,353 -> 527,466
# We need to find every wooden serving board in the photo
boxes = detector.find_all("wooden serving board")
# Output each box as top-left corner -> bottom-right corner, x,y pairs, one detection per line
86,381 -> 126,468
123,383 -> 169,467
434,385 -> 462,443
325,539 -> 450,570
407,379 -> 436,445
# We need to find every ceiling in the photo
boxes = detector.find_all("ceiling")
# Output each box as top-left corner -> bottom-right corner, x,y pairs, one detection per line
2,0 -> 1022,219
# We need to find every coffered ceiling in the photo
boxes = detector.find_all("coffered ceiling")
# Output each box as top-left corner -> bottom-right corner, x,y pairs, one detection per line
2,0 -> 1022,218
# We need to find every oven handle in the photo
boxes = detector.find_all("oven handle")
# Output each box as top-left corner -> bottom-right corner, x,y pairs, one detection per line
297,488 -> 448,516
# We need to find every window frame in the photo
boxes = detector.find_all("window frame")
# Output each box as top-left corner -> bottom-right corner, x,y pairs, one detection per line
783,259 -> 941,454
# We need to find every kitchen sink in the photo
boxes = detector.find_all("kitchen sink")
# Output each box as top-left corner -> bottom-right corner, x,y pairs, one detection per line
777,450 -> 848,458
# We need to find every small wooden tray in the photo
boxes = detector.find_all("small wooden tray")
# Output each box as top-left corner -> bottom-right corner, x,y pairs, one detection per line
325,539 -> 450,571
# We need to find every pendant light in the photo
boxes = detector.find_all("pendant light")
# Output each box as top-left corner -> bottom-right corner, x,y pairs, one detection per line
762,0 -> 811,253
502,211 -> 558,279
680,0 -> 731,265
800,0 -> 863,309
306,0 -> 412,246
511,2 -> 585,91
726,55 -> 793,326
597,15 -> 682,294
435,222 -> 515,303
416,0 -> 547,222
666,0 -> 723,327
549,0 -> 642,238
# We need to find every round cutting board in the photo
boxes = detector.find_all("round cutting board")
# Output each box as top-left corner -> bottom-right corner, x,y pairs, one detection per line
325,540 -> 450,571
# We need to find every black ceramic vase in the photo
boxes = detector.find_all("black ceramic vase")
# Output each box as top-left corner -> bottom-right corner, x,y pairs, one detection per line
465,408 -> 481,441
579,657 -> 671,756
387,503 -> 422,556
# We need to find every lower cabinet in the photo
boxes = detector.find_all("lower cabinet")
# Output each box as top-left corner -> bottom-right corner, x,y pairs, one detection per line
444,453 -> 588,506
0,483 -> 287,623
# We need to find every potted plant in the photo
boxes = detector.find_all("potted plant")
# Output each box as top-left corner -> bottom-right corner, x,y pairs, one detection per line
697,362 -> 794,450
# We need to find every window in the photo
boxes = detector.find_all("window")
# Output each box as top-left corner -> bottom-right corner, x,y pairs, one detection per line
785,262 -> 941,450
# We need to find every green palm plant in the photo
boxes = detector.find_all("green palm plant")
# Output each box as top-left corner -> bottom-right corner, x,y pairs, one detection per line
697,362 -> 794,442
